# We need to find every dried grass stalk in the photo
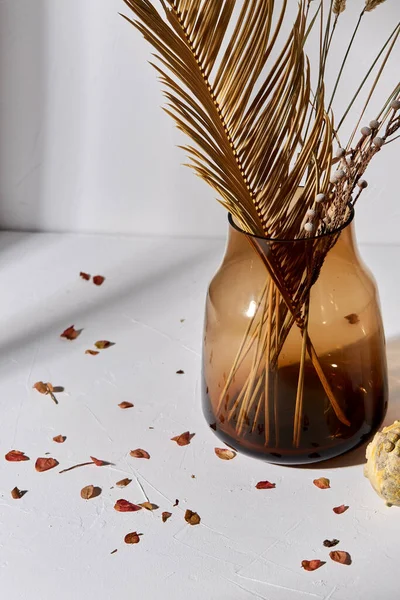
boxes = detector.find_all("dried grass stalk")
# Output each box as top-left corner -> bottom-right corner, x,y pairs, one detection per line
333,0 -> 346,15
365,0 -> 387,11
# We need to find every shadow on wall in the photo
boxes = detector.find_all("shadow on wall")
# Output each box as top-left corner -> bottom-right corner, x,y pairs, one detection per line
0,1 -> 46,238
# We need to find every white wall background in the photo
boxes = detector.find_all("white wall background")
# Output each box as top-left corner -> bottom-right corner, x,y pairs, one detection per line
0,0 -> 399,242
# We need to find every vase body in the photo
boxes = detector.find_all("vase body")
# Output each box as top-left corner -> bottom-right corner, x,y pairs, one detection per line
202,218 -> 388,464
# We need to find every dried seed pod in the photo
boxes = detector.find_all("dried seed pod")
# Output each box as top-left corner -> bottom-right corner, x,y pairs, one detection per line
357,179 -> 368,189
372,137 -> 385,148
361,126 -> 372,136
390,99 -> 400,111
365,421 -> 400,506
369,119 -> 380,129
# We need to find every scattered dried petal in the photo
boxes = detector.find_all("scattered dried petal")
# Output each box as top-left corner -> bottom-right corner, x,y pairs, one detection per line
35,457 -> 59,472
33,381 -> 58,404
80,272 -> 91,280
215,448 -> 237,460
345,313 -> 359,325
110,549 -> 118,555
60,325 -> 81,340
171,431 -> 195,446
302,560 -> 324,572
130,449 -> 150,459
124,532 -> 140,544
313,477 -> 330,489
93,275 -> 105,286
90,456 -> 106,466
94,340 -> 113,350
11,487 -> 23,499
162,511 -> 172,523
85,349 -> 99,356
118,401 -> 134,409
184,509 -> 201,526
116,478 -> 132,488
53,435 -> 66,444
139,502 -> 158,511
329,550 -> 352,565
81,485 -> 95,499
256,481 -> 276,490
114,499 -> 142,512
176,370 -> 184,374
173,499 -> 179,507
333,504 -> 349,514
5,450 -> 29,462
324,539 -> 340,548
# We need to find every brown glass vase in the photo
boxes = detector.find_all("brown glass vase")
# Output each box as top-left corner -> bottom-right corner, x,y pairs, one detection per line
202,212 -> 388,464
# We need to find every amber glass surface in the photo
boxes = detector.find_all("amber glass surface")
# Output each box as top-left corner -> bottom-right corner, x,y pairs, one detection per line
202,217 -> 388,464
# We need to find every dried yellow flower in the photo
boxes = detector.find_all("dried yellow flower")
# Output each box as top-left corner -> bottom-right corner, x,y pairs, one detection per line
333,0 -> 346,14
365,0 -> 387,11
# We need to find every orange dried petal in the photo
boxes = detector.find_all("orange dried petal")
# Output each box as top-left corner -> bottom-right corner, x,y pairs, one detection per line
302,559 -> 324,571
184,509 -> 201,526
60,325 -> 80,340
313,477 -> 330,489
33,381 -> 48,394
5,450 -> 30,462
116,478 -> 132,488
329,550 -> 352,565
90,456 -> 106,466
11,487 -> 23,499
171,431 -> 195,446
139,502 -> 158,511
130,449 -> 150,459
94,340 -> 113,350
214,448 -> 237,460
85,349 -> 99,356
53,435 -> 66,444
35,457 -> 59,472
81,485 -> 95,499
118,402 -> 134,409
124,532 -> 140,544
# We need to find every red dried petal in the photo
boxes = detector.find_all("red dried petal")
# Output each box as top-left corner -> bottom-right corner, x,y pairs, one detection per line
313,477 -> 330,489
124,532 -> 140,544
114,499 -> 142,512
60,325 -> 80,340
184,509 -> 201,525
333,504 -> 349,514
130,449 -> 150,459
35,457 -> 59,472
80,272 -> 91,281
162,511 -> 172,523
85,349 -> 99,356
93,275 -> 105,286
5,450 -> 29,462
214,448 -> 237,460
256,481 -> 276,490
118,402 -> 134,409
171,431 -> 195,446
94,340 -> 113,350
53,435 -> 66,444
90,456 -> 106,466
302,559 -> 324,572
329,550 -> 352,565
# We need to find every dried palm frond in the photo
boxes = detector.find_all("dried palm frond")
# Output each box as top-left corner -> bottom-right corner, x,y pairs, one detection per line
122,0 -> 332,240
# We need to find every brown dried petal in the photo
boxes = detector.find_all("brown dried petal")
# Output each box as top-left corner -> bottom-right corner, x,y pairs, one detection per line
116,478 -> 132,488
302,560 -> 324,572
176,370 -> 184,374
256,481 -> 276,490
118,401 -> 134,409
173,499 -> 179,507
53,435 -> 66,443
94,340 -> 113,349
214,447 -> 237,460
323,539 -> 340,548
171,431 -> 195,446
35,457 -> 59,472
33,381 -> 49,394
124,532 -> 140,544
333,504 -> 349,514
114,499 -> 142,512
5,450 -> 29,462
313,477 -> 330,489
162,511 -> 172,523
130,449 -> 150,459
81,485 -> 95,499
60,325 -> 80,340
139,502 -> 158,511
345,313 -> 360,325
85,349 -> 99,356
184,509 -> 201,526
93,275 -> 105,286
80,272 -> 91,280
329,550 -> 352,565
11,487 -> 22,499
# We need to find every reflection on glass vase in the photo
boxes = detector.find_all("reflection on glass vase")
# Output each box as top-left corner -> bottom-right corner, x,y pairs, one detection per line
202,210 -> 388,465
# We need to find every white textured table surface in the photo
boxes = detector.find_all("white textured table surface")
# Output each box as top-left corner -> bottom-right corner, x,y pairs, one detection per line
0,231 -> 399,600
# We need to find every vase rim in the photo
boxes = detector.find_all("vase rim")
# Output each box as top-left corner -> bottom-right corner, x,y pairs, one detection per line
228,204 -> 355,243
